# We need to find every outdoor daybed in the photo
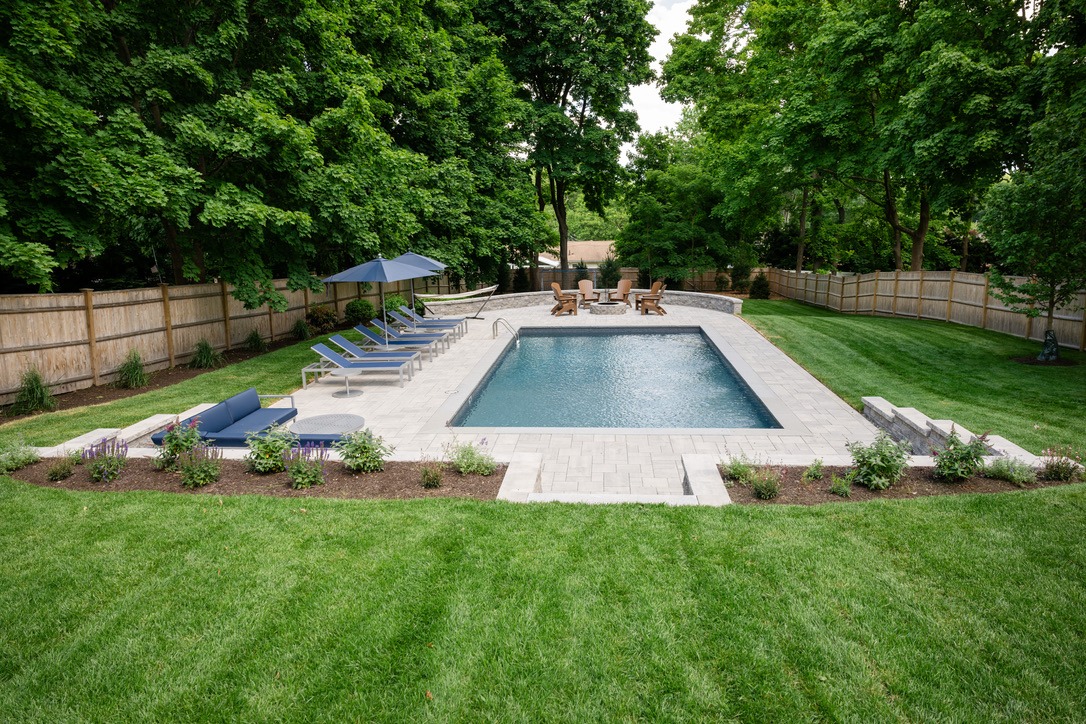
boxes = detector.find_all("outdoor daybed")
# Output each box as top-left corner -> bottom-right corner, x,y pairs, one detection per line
151,387 -> 297,447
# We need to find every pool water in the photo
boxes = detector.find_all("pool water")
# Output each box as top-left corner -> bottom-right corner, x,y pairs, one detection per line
451,330 -> 780,428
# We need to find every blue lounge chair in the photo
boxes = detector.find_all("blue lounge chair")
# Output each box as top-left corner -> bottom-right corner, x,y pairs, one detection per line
372,319 -> 451,351
150,387 -> 297,447
399,305 -> 468,335
305,343 -> 414,388
355,325 -> 439,360
388,310 -> 463,339
329,334 -> 423,370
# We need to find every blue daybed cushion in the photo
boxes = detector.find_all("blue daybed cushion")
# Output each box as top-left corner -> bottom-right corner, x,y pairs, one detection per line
195,402 -> 234,434
215,408 -> 297,438
223,387 -> 261,421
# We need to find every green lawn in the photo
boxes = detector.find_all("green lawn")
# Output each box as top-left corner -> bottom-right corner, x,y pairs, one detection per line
743,300 -> 1086,454
1,479 -> 1084,721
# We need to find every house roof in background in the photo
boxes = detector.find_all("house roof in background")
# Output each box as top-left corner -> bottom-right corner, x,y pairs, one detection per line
540,240 -> 615,266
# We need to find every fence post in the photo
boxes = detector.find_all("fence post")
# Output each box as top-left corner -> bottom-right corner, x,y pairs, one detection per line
981,274 -> 990,330
1026,303 -> 1034,341
854,274 -> 860,313
916,270 -> 925,319
267,300 -> 275,343
333,282 -> 340,319
892,271 -> 900,316
160,284 -> 175,368
81,288 -> 100,386
824,276 -> 831,308
220,280 -> 232,351
1080,305 -> 1086,351
872,271 -> 879,314
946,270 -> 955,322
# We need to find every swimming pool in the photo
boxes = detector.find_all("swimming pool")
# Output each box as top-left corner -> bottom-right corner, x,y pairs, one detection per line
450,328 -> 781,428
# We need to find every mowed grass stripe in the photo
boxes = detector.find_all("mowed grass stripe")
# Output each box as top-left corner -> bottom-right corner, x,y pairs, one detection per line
2,480 -> 1085,721
742,300 -> 1086,453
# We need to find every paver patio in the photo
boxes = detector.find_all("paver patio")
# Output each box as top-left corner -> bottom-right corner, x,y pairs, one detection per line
284,302 -> 880,496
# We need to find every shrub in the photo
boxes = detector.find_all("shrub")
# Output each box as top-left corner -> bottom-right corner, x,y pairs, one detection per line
496,256 -> 512,294
382,294 -> 409,321
573,259 -> 590,283
179,445 -> 223,489
244,329 -> 268,353
749,272 -> 771,299
0,439 -> 40,473
244,425 -> 297,474
189,339 -> 223,369
10,367 -> 56,415
714,273 -> 730,292
802,458 -> 824,482
420,460 -> 444,489
829,471 -> 853,497
730,261 -> 752,292
334,428 -> 393,473
446,439 -> 497,476
115,348 -> 149,389
512,267 -> 531,293
1038,445 -> 1084,482
286,443 -> 329,489
598,254 -> 623,290
47,452 -> 80,481
82,438 -> 128,484
306,304 -> 338,334
292,319 -> 313,340
847,432 -> 910,490
344,299 -> 377,327
154,419 -> 202,471
985,457 -> 1037,487
933,430 -> 989,482
751,468 -> 781,500
721,454 -> 755,485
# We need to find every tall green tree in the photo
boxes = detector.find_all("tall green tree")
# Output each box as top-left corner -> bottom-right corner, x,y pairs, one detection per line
981,0 -> 1086,360
476,0 -> 655,269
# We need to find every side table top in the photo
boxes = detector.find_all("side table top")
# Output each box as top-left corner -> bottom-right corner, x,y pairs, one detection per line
292,414 -> 365,434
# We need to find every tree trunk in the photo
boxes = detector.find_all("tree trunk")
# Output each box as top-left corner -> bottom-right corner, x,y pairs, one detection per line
549,171 -> 570,270
795,187 -> 809,273
163,219 -> 184,285
892,228 -> 902,271
907,192 -> 931,272
960,233 -> 970,272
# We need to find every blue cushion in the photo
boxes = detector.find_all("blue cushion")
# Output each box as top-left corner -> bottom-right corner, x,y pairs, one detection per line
216,408 -> 297,438
194,403 -> 233,433
223,387 -> 261,420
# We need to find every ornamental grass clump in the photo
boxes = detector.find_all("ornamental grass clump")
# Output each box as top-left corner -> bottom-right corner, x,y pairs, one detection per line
115,348 -> 149,389
179,445 -> 223,489
244,425 -> 297,474
984,457 -> 1037,487
0,439 -> 40,474
446,439 -> 497,476
846,432 -> 910,490
189,339 -> 223,369
286,443 -> 329,489
292,319 -> 313,340
154,419 -> 202,471
933,430 -> 989,482
10,367 -> 56,415
244,329 -> 268,353
334,429 -> 393,473
82,438 -> 128,484
1038,445 -> 1084,482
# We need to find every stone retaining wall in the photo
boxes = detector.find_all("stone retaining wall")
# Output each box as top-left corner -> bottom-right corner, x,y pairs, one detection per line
861,396 -> 1037,463
425,289 -> 743,316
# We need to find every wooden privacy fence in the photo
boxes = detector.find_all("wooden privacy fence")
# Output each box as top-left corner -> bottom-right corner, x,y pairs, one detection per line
0,275 -> 453,404
767,268 -> 1086,351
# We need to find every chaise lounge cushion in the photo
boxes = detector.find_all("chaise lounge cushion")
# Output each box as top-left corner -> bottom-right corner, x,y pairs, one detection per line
195,402 -> 234,434
213,408 -> 297,440
223,387 -> 262,421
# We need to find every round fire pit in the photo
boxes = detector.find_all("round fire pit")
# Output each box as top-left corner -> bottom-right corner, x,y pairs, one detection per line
589,301 -> 627,315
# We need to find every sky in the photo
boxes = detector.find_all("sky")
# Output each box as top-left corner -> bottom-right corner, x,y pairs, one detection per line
628,0 -> 696,137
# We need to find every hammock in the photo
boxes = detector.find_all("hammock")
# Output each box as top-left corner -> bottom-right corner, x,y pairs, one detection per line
416,284 -> 499,320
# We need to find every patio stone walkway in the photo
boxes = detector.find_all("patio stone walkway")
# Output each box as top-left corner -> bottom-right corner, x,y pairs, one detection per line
283,301 -> 880,497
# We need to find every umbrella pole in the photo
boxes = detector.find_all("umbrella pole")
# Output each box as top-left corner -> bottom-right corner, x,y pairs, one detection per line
381,283 -> 389,345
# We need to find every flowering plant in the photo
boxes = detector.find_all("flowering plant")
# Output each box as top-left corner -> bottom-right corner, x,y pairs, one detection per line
155,418 -> 202,471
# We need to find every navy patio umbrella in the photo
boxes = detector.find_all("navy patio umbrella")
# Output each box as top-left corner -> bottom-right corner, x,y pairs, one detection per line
391,252 -> 447,307
323,256 -> 436,343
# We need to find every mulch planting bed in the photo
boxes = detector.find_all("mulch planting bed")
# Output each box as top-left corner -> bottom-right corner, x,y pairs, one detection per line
725,465 -> 1076,505
15,457 -> 505,501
